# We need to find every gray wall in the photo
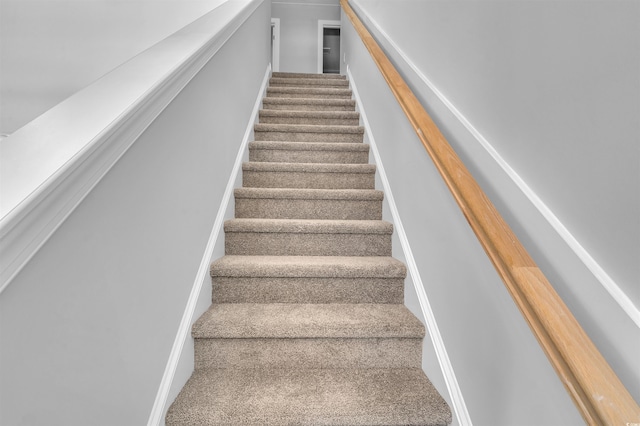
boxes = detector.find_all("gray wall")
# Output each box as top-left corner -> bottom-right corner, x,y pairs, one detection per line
272,0 -> 340,73
342,16 -> 583,426
0,2 -> 270,424
343,0 -> 639,423
0,0 -> 227,135
352,0 -> 639,308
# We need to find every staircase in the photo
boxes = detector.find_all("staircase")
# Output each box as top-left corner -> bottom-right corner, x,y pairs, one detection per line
166,72 -> 452,425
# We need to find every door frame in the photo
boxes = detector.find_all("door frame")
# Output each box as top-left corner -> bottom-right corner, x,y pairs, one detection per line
317,20 -> 341,74
271,18 -> 280,72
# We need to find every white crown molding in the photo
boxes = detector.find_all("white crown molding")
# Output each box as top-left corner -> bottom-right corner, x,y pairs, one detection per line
146,64 -> 271,426
348,67 -> 473,426
0,0 -> 263,294
349,0 -> 640,329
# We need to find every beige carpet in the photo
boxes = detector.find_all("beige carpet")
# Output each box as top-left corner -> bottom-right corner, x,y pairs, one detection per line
166,72 -> 452,425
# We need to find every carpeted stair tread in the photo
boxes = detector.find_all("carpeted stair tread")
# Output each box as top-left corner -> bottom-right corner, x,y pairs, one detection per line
165,367 -> 452,426
249,141 -> 369,152
248,141 -> 369,164
210,256 -> 405,304
267,87 -> 353,99
234,187 -> 383,201
234,188 -> 384,219
192,303 -> 424,338
242,161 -> 375,173
224,218 -> 392,234
260,109 -> 359,119
269,77 -> 350,87
224,219 -> 392,256
211,255 -> 406,278
262,97 -> 356,111
194,336 -> 422,370
242,161 -> 376,189
255,123 -> 364,143
267,87 -> 352,96
211,278 -> 403,304
255,123 -> 364,134
259,109 -> 360,126
272,71 -> 346,79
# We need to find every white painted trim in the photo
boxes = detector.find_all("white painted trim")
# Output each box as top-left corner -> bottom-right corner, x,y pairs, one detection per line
146,64 -> 271,426
271,18 -> 280,72
317,20 -> 341,74
348,67 -> 473,426
0,0 -> 263,294
349,3 -> 640,329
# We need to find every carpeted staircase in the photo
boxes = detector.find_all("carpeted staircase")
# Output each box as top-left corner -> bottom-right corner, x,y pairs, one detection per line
166,72 -> 452,425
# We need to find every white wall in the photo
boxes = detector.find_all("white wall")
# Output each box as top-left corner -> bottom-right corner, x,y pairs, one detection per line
352,0 -> 639,309
342,17 -> 583,426
343,0 -> 639,423
0,1 -> 270,424
272,0 -> 340,73
0,0 -> 228,135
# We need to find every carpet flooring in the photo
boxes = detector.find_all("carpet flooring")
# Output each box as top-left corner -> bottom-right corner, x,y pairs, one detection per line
166,72 -> 452,425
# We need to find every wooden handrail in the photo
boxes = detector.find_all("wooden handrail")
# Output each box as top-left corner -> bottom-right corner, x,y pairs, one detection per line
340,0 -> 640,424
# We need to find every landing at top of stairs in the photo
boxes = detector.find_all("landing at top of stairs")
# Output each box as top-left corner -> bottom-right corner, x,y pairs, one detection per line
272,71 -> 346,79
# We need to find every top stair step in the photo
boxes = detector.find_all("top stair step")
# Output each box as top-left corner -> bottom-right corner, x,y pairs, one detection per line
269,77 -> 350,88
272,72 -> 346,80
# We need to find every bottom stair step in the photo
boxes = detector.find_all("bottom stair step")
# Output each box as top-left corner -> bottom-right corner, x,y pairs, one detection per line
166,368 -> 452,425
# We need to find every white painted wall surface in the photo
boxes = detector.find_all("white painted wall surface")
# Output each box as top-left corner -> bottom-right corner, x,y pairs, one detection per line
342,0 -> 639,423
351,0 -> 640,311
342,16 -> 584,426
0,1 -> 270,424
0,0 -> 228,135
272,0 -> 340,73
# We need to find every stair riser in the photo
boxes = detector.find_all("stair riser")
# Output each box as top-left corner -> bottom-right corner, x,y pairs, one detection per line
272,72 -> 346,79
235,198 -> 382,220
225,232 -> 392,256
266,91 -> 352,99
249,148 -> 369,164
194,338 -> 422,369
269,79 -> 349,88
243,171 -> 375,189
255,130 -> 363,143
262,102 -> 355,112
259,116 -> 360,126
212,277 -> 404,304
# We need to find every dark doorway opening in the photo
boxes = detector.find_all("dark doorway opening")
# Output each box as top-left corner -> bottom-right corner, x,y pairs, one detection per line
323,27 -> 340,74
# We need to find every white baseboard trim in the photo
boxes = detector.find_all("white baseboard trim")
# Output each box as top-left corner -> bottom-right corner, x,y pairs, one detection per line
146,64 -> 271,426
348,1 -> 640,329
348,67 -> 472,426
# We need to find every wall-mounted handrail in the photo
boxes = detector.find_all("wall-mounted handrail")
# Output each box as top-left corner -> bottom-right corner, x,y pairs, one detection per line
340,0 -> 640,424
